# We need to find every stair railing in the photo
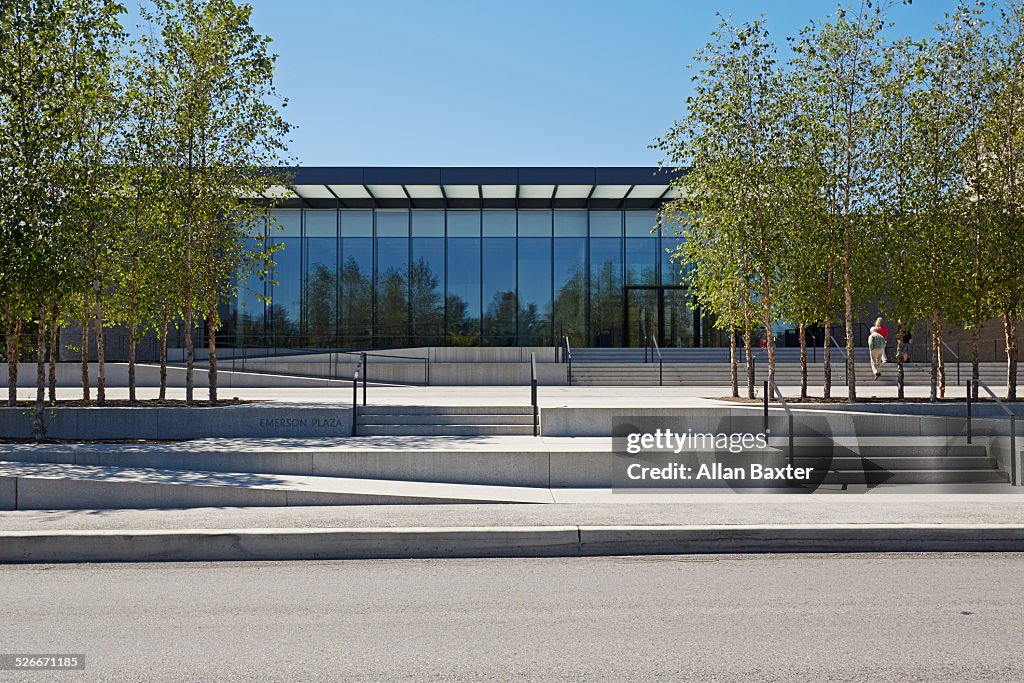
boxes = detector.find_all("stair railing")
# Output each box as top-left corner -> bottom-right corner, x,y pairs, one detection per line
530,352 -> 539,436
650,334 -> 663,386
967,379 -> 1018,486
829,334 -> 850,386
763,378 -> 795,467
351,353 -> 364,437
940,339 -> 961,386
563,335 -> 573,386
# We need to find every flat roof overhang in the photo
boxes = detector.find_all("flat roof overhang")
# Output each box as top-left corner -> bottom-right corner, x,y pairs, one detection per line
251,166 -> 686,209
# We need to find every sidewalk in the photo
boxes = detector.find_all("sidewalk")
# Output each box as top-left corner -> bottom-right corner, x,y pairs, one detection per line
3,496 -> 1024,563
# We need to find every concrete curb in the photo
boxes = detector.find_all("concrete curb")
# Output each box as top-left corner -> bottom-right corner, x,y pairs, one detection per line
3,524 -> 1024,563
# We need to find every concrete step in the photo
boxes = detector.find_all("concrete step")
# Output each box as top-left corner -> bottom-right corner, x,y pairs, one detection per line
354,424 -> 536,437
793,456 -> 998,470
819,469 -> 1010,485
356,405 -> 535,415
0,460 -> 552,510
355,414 -> 533,426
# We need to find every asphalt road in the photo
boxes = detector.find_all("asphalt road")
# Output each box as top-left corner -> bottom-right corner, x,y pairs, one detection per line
1,554 -> 1022,682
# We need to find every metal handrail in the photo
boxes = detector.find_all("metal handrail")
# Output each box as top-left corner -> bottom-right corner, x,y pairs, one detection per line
563,336 -> 573,385
650,334 -> 663,386
939,339 -> 961,386
530,352 -> 539,436
763,378 -> 795,467
967,379 -> 1018,486
829,334 -> 850,385
351,353 -> 363,437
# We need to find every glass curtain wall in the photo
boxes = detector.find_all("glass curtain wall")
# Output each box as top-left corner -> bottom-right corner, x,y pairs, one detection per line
226,207 -> 719,349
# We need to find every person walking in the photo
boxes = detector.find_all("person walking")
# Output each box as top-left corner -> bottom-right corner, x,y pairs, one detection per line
874,317 -> 889,364
868,319 -> 887,379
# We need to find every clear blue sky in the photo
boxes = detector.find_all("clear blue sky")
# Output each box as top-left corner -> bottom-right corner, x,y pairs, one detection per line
241,0 -> 964,167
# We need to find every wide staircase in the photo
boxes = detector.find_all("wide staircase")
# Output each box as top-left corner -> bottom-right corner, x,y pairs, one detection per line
569,347 -> 1005,387
353,406 -> 535,436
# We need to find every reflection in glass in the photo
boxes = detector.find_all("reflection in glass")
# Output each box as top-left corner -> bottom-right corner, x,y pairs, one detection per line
553,237 -> 586,344
411,237 -> 445,345
589,236 -> 622,347
626,237 -> 659,286
234,237 -> 266,346
341,237 -> 372,347
483,237 -> 516,345
447,237 -> 480,344
376,237 -> 408,346
517,237 -> 552,345
663,288 -> 696,348
304,237 -> 337,346
269,237 -> 301,345
627,288 -> 659,347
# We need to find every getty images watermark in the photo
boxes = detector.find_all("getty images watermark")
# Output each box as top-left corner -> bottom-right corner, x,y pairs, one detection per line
612,415 -> 830,492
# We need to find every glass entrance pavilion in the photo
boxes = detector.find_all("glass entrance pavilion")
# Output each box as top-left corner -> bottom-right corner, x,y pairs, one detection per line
226,167 -> 722,350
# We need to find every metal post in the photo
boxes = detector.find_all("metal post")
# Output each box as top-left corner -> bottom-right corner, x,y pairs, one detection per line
659,359 -> 663,386
361,352 -> 367,406
530,352 -> 539,437
1012,415 -> 1018,487
788,413 -> 794,468
763,380 -> 769,431
966,380 -> 972,444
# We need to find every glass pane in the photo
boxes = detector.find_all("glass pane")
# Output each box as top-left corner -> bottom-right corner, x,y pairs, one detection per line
662,235 -> 687,286
589,211 -> 622,237
517,237 -> 552,345
270,210 -> 301,237
340,210 -> 373,237
410,237 -> 445,345
518,210 -> 552,237
269,237 -> 301,345
304,237 -> 337,346
447,210 -> 480,237
553,238 -> 586,344
554,210 -> 587,237
663,289 -> 696,348
305,210 -> 337,237
411,210 -> 444,237
375,237 -> 408,346
483,237 -> 517,346
627,288 -> 659,347
626,237 -> 659,286
625,210 -> 659,237
340,237 -> 373,347
446,237 -> 480,343
376,210 -> 409,238
589,237 -> 622,347
482,210 -> 516,237
234,237 -> 266,346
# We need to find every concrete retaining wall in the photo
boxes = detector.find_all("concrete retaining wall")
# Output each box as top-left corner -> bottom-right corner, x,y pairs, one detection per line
0,404 -> 353,440
1,363 -> 350,389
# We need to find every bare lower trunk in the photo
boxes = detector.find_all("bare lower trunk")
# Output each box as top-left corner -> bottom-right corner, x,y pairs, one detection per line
95,305 -> 106,407
744,326 -> 754,400
895,319 -> 905,401
799,323 -> 808,399
128,324 -> 137,403
762,278 -> 775,387
185,300 -> 195,406
971,325 -> 979,400
34,292 -> 46,441
80,303 -> 90,401
1005,312 -> 1018,401
47,304 -> 58,403
936,316 -> 946,399
159,314 -> 169,400
929,311 -> 939,403
842,252 -> 856,402
5,313 -> 21,406
823,323 -> 832,400
729,325 -> 738,398
207,304 -> 218,404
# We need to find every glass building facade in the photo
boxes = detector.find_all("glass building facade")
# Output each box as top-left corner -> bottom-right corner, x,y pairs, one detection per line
225,167 -> 720,350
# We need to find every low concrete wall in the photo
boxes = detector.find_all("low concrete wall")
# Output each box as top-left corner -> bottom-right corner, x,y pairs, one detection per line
0,404 -> 352,440
1,363 -> 350,389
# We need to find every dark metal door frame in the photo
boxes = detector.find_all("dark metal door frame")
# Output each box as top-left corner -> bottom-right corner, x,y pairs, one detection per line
625,286 -> 688,347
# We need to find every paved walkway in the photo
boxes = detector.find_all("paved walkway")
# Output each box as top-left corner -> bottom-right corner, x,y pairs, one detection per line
3,495 -> 1023,531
